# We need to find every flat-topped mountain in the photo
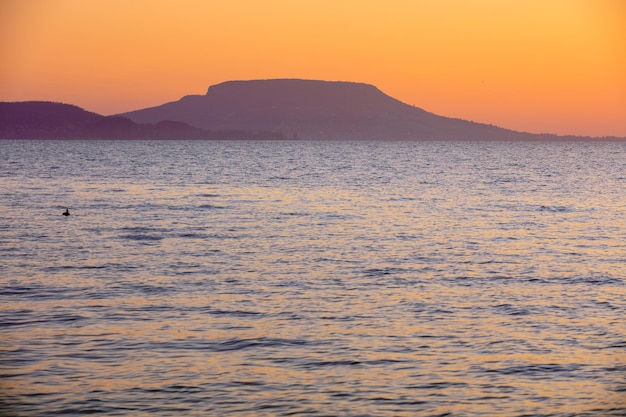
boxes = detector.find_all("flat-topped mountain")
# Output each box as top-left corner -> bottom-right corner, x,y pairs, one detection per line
2,80 -> 623,140
121,79 -> 534,140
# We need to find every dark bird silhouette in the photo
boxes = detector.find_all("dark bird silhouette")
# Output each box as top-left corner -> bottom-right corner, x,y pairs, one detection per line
62,208 -> 70,216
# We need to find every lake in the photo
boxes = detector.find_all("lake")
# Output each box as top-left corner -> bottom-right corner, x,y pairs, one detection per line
1,140 -> 625,416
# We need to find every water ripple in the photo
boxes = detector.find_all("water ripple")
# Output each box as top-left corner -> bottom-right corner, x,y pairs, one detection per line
1,140 -> 625,416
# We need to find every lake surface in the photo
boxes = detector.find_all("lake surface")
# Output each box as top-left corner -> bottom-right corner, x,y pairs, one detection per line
1,140 -> 625,416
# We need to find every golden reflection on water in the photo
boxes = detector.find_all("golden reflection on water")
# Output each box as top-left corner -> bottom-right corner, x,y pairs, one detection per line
2,141 -> 625,415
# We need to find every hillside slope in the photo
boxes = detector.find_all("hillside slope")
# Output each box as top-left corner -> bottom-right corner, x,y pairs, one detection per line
0,101 -> 285,139
121,79 -> 534,140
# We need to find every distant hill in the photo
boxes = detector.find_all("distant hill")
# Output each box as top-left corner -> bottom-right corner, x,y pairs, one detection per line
2,80 -> 623,140
120,79 -> 548,141
1,102 -> 102,138
0,101 -> 287,140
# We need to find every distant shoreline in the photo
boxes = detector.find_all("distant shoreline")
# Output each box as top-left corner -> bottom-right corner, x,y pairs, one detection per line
2,80 -> 625,141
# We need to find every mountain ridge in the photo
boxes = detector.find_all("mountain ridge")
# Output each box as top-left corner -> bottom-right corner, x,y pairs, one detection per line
0,101 -> 287,140
118,79 -> 621,141
2,79 -> 624,140
121,79 -> 532,141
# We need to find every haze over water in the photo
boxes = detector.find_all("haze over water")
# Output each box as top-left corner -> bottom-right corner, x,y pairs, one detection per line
1,140 -> 625,416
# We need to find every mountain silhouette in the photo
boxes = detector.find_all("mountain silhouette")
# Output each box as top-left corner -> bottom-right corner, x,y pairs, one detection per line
0,101 -> 150,138
121,79 -> 536,140
2,80 -> 623,140
0,101 -> 286,140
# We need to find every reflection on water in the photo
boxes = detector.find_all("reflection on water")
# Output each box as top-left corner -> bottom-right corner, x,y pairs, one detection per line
0,140 -> 625,416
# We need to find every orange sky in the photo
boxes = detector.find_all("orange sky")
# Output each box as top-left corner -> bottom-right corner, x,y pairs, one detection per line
1,0 -> 625,136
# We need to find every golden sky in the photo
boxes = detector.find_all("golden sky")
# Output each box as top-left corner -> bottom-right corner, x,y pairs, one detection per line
1,0 -> 625,136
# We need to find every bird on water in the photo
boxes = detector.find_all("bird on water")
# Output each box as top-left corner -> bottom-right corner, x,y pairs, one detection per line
62,208 -> 70,216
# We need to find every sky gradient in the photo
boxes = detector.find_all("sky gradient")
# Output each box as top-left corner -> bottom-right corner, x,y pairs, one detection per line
1,0 -> 625,137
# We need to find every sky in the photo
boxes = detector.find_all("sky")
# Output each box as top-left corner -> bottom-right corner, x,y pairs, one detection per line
1,0 -> 625,137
